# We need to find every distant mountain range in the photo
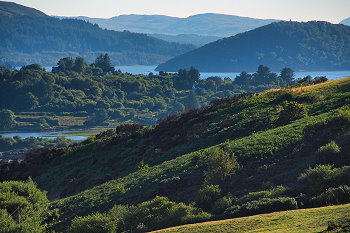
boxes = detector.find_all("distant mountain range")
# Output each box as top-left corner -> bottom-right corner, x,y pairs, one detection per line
64,14 -> 280,37
0,1 -> 195,66
148,34 -> 221,47
59,14 -> 280,46
341,17 -> 350,26
156,21 -> 350,72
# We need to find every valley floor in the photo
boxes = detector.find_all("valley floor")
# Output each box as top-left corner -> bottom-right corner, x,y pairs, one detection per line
153,204 -> 350,233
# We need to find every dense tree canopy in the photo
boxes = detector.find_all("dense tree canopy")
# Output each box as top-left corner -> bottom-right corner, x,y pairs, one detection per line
0,179 -> 50,232
0,109 -> 16,130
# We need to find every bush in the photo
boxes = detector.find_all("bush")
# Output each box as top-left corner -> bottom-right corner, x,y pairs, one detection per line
122,196 -> 211,232
84,109 -> 110,126
107,205 -> 130,232
212,194 -> 234,215
326,219 -> 350,232
67,213 -> 116,233
0,209 -> 18,233
303,110 -> 350,149
0,109 -> 17,130
0,179 -> 49,232
276,101 -> 307,125
311,185 -> 350,206
224,197 -> 298,218
236,186 -> 287,205
197,184 -> 222,210
316,141 -> 342,165
298,165 -> 350,195
201,148 -> 239,184
298,164 -> 337,195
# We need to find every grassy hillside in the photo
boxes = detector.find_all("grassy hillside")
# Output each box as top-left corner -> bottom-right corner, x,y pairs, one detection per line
1,77 -> 350,231
153,204 -> 350,233
156,21 -> 350,72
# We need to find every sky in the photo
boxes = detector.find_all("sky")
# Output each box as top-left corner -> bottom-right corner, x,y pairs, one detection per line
11,0 -> 350,23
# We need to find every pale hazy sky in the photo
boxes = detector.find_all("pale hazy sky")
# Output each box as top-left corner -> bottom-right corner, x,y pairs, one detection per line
11,0 -> 350,23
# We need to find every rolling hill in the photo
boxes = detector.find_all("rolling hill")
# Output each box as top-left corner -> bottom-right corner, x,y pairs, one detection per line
153,204 -> 350,233
2,76 -> 350,231
156,21 -> 350,72
149,33 -> 221,47
0,1 -> 46,17
0,1 -> 195,66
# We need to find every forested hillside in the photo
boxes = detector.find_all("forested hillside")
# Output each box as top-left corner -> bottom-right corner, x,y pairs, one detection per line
1,76 -> 350,232
0,1 -> 194,66
156,21 -> 350,72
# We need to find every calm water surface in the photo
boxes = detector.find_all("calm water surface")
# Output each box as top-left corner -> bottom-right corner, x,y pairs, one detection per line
114,66 -> 350,80
35,66 -> 350,80
0,131 -> 87,141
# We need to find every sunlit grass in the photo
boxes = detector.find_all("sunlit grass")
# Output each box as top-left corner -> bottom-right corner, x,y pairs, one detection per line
153,204 -> 350,233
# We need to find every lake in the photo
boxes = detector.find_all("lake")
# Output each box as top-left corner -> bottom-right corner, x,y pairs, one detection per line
34,66 -> 350,80
114,66 -> 350,80
0,131 -> 87,141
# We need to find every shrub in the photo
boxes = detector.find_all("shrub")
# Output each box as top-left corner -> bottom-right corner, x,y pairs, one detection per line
298,165 -> 350,195
0,109 -> 17,130
316,141 -> 342,165
0,179 -> 49,232
298,164 -> 337,195
107,205 -> 130,232
303,110 -> 350,149
122,196 -> 211,232
326,219 -> 350,232
276,101 -> 307,125
317,141 -> 341,154
0,209 -> 18,233
197,184 -> 222,210
212,194 -> 234,215
67,213 -> 116,233
236,186 -> 287,205
201,148 -> 239,184
84,109 -> 110,126
224,197 -> 298,218
311,185 -> 350,206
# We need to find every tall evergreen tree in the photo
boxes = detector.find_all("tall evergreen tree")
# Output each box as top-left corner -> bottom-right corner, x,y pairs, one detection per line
280,68 -> 294,85
93,54 -> 115,73
184,91 -> 201,111
0,109 -> 16,130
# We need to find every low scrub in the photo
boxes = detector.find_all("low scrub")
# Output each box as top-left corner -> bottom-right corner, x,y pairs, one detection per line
224,197 -> 298,218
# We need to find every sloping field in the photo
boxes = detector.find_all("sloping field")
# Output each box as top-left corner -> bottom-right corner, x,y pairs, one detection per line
153,204 -> 350,233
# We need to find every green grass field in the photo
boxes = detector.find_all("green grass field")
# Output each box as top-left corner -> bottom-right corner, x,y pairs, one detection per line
153,204 -> 350,233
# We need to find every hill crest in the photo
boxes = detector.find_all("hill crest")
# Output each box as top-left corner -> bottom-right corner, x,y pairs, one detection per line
60,13 -> 280,37
156,21 -> 350,72
0,1 -> 47,17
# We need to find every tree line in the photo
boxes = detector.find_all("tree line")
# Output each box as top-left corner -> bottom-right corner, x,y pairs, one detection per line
1,54 -> 323,131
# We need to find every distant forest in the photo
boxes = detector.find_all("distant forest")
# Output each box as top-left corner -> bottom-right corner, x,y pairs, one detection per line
0,2 -> 194,66
157,21 -> 350,72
